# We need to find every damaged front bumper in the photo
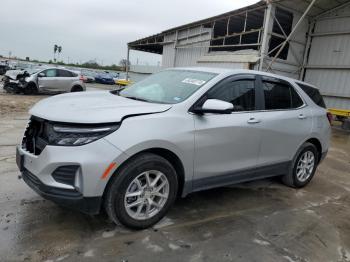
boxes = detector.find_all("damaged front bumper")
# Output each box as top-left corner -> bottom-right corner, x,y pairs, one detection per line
3,75 -> 29,93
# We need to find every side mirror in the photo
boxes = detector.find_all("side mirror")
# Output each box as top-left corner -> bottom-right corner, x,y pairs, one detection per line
195,99 -> 233,114
38,72 -> 45,77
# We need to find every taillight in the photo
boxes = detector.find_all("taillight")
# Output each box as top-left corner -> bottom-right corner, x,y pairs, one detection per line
326,112 -> 333,125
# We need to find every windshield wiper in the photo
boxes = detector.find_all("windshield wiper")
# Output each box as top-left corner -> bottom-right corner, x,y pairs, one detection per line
123,96 -> 151,102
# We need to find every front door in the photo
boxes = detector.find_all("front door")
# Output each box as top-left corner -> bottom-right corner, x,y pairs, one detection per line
193,75 -> 262,190
38,69 -> 59,91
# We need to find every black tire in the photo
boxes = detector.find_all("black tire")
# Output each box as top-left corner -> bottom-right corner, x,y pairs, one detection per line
104,153 -> 178,229
3,83 -> 11,93
282,142 -> 319,188
71,85 -> 83,92
23,83 -> 38,95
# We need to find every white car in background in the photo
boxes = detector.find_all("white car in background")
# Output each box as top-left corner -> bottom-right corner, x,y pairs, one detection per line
3,67 -> 86,94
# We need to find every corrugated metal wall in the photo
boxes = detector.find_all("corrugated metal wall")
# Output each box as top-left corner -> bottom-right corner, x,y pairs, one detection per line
161,25 -> 252,70
195,62 -> 249,69
162,26 -> 211,68
304,5 -> 350,109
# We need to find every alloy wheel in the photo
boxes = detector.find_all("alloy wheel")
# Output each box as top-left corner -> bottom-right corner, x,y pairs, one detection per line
296,151 -> 315,182
124,170 -> 169,220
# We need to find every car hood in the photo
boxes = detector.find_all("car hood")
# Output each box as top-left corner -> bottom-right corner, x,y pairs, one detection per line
29,91 -> 172,124
5,69 -> 25,80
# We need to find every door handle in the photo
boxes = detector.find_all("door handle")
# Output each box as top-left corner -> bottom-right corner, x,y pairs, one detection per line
298,114 -> 307,120
247,118 -> 261,124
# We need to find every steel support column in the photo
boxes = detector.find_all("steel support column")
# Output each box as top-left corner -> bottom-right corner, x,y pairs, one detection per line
259,3 -> 272,71
126,47 -> 130,80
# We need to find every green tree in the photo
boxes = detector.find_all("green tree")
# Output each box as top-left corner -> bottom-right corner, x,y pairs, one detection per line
53,44 -> 58,62
57,46 -> 62,61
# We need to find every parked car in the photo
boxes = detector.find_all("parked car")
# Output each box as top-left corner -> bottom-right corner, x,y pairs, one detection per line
3,67 -> 86,94
16,68 -> 331,229
81,70 -> 96,83
0,64 -> 10,75
94,73 -> 115,85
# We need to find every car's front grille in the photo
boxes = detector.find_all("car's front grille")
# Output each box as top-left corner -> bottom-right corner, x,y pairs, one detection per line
22,117 -> 50,155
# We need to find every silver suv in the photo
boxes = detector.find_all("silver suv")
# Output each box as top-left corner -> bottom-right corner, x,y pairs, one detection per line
16,68 -> 331,229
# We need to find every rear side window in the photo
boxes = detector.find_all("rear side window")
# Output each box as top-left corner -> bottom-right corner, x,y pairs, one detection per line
297,83 -> 326,108
263,80 -> 303,110
58,69 -> 73,77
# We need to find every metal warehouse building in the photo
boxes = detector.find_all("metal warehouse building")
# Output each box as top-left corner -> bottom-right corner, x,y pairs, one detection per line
128,0 -> 350,110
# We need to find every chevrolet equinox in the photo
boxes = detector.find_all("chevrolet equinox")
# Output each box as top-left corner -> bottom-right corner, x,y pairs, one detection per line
16,68 -> 331,229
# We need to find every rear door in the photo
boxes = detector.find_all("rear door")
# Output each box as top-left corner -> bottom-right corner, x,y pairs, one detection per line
252,76 -> 312,168
57,69 -> 76,92
193,74 -> 263,190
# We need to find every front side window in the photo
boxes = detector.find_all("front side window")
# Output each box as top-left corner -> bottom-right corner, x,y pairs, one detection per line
119,70 -> 217,104
43,69 -> 57,77
263,80 -> 303,110
208,79 -> 255,111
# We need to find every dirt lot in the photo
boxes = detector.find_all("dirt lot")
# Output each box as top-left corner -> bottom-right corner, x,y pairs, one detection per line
0,87 -> 350,262
0,78 -> 115,116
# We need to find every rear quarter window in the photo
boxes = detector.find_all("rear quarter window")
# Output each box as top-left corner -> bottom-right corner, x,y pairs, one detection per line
297,83 -> 326,108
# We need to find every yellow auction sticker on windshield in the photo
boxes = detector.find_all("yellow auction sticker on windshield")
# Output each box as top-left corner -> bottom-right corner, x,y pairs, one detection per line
182,78 -> 206,86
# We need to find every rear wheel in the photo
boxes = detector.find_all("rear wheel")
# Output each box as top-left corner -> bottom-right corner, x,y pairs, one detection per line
104,153 -> 178,229
71,85 -> 83,92
282,142 -> 318,188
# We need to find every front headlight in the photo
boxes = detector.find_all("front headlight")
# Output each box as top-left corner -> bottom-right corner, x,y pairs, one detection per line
50,124 -> 120,146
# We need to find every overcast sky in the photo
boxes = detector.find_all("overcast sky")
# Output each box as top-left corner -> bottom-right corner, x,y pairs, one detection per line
0,0 -> 260,66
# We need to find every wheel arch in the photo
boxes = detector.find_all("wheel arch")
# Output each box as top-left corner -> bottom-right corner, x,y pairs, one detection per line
305,137 -> 322,163
71,85 -> 83,92
102,147 -> 187,201
27,81 -> 38,89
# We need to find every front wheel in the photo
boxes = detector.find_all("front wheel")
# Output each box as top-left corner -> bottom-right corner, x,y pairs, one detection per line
104,153 -> 178,229
23,83 -> 38,95
282,142 -> 319,188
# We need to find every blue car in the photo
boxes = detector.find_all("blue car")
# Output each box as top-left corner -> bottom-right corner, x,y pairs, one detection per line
94,73 -> 115,85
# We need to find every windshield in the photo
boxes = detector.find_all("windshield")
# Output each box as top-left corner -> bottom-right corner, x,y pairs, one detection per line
119,70 -> 217,104
27,68 -> 41,75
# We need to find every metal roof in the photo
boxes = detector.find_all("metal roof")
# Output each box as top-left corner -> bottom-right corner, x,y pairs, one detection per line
128,0 -> 350,54
274,0 -> 350,18
128,1 -> 267,54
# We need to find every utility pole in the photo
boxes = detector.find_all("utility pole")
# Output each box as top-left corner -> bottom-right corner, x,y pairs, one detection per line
126,47 -> 130,80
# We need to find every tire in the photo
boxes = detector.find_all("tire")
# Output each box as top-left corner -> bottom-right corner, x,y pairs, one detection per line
3,83 -> 11,93
23,83 -> 38,95
104,153 -> 178,229
71,85 -> 83,92
282,142 -> 319,188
